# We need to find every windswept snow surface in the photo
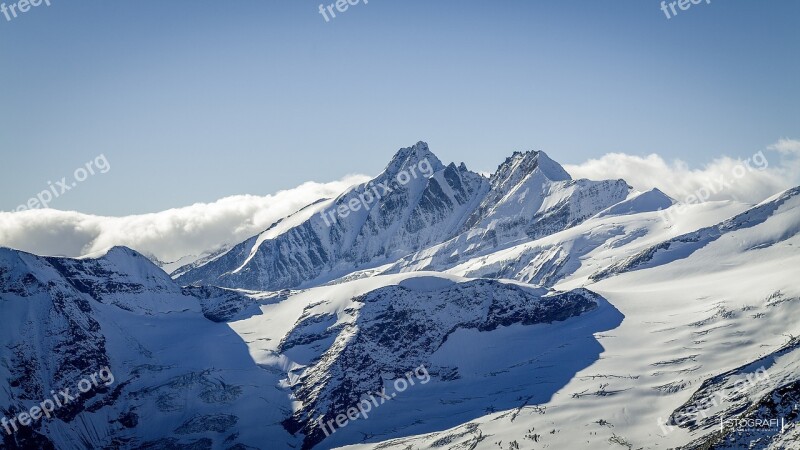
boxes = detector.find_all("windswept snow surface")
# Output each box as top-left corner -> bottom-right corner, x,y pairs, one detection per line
339,186 -> 800,450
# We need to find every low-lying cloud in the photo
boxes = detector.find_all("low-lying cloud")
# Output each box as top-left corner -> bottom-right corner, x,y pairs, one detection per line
564,139 -> 800,204
0,175 -> 368,265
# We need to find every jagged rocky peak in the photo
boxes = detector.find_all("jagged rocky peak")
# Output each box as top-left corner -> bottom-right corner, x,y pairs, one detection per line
382,141 -> 445,177
441,162 -> 486,199
175,142 -> 633,292
445,161 -> 475,177
491,150 -> 572,187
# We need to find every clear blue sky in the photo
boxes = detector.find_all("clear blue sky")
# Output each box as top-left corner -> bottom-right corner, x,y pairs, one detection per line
1,0 -> 798,215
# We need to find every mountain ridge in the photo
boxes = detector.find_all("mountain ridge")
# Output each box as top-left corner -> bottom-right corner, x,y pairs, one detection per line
175,142 -> 632,291
2,143 -> 799,450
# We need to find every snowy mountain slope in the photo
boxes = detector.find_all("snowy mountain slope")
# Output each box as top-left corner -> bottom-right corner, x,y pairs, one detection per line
675,336 -> 800,449
339,186 -> 800,450
0,247 -> 299,449
47,246 -> 195,315
175,143 -> 489,291
155,244 -> 232,278
177,144 -> 633,293
595,188 -> 675,218
591,186 -> 800,282
0,248 -> 114,449
0,245 -> 615,450
443,195 -> 748,288
381,151 -> 633,277
3,144 -> 799,450
461,150 -> 628,241
168,198 -> 331,280
212,271 -> 620,450
278,278 -> 607,449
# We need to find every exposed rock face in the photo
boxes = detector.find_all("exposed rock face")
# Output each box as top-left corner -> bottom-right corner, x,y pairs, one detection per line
278,279 -> 601,449
177,144 -> 631,291
0,248 -> 275,449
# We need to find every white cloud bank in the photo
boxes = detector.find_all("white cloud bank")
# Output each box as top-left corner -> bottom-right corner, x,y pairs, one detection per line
565,139 -> 800,204
0,175 -> 369,263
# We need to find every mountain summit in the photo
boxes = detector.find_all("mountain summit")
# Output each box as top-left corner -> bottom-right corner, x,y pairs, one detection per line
176,142 -> 630,290
382,141 -> 445,178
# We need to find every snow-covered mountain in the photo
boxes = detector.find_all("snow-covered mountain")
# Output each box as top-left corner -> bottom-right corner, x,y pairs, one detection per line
174,142 -> 490,291
2,142 -> 799,450
279,278 -> 605,449
345,180 -> 800,450
0,247 -> 293,449
176,143 -> 631,291
0,246 -> 613,450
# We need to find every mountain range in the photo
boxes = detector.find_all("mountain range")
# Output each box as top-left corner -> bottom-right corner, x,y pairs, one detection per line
2,142 -> 799,450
